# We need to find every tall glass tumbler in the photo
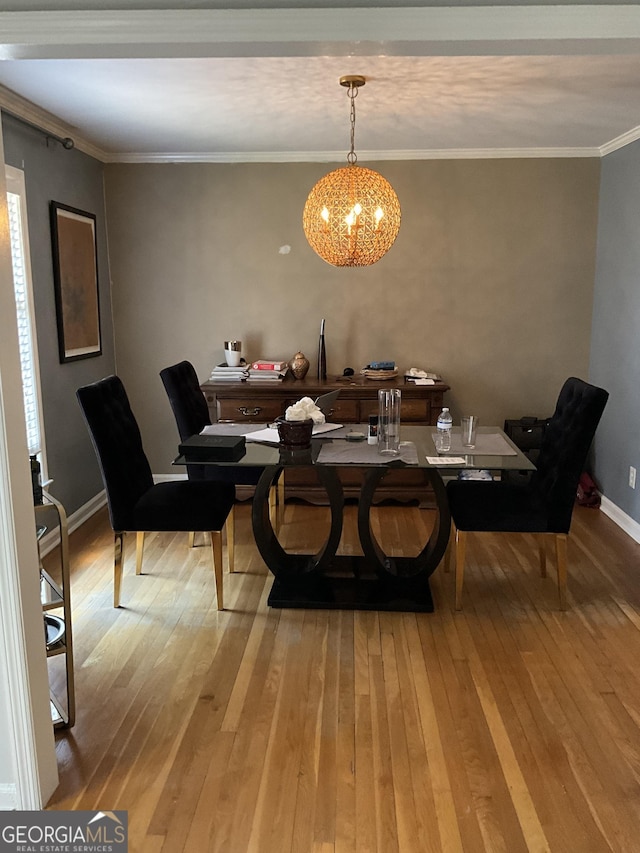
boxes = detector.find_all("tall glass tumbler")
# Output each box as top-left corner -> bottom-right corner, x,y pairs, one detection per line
378,388 -> 401,455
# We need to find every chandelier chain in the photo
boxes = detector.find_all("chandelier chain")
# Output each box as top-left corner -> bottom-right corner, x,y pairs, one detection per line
347,83 -> 358,166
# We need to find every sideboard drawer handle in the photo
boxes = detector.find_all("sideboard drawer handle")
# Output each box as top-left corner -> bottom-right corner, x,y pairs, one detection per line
238,406 -> 262,417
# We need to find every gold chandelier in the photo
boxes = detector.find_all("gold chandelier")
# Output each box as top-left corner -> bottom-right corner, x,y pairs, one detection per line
303,75 -> 401,268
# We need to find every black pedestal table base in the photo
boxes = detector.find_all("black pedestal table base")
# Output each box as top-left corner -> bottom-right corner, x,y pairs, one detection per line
252,463 -> 450,612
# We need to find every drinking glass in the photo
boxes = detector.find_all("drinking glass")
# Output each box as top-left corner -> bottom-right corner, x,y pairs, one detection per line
378,388 -> 401,455
461,415 -> 478,448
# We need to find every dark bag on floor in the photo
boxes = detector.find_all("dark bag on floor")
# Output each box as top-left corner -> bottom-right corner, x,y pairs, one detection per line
576,472 -> 601,507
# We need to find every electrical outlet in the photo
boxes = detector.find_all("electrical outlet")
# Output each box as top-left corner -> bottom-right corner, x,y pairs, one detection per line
630,466 -> 637,489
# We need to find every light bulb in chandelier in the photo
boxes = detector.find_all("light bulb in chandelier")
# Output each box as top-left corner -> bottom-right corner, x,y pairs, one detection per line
302,75 -> 401,268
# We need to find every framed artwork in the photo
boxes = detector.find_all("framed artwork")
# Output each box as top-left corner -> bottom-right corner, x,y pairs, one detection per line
50,201 -> 102,363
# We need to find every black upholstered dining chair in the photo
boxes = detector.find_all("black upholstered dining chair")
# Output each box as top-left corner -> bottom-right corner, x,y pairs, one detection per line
159,360 -> 280,549
77,375 -> 235,609
445,377 -> 609,610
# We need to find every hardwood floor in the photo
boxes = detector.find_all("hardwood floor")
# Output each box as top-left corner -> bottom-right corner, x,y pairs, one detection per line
43,500 -> 640,852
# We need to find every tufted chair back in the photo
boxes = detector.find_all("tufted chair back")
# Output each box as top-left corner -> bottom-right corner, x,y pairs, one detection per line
160,360 -> 211,441
77,375 -> 154,532
160,360 -> 213,482
531,377 -> 609,532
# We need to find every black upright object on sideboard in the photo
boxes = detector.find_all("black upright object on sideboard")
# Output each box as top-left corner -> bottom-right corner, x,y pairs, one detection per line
317,317 -> 327,380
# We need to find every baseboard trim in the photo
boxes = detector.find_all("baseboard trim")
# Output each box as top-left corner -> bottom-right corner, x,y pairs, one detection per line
38,477 -> 188,557
600,496 -> 640,545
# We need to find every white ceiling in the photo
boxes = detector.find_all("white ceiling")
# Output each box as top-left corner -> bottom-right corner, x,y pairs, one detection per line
2,6 -> 640,162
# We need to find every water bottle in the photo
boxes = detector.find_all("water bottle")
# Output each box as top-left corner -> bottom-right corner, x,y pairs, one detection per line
435,407 -> 452,452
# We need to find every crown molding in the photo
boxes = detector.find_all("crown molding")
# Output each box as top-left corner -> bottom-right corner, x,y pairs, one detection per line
104,146 -> 602,164
2,7 -> 640,60
600,125 -> 640,156
0,84 -> 107,160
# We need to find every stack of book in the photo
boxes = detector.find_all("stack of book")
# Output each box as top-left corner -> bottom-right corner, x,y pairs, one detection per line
209,363 -> 250,382
245,359 -> 289,382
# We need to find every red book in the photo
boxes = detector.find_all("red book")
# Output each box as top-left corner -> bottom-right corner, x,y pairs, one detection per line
251,360 -> 288,371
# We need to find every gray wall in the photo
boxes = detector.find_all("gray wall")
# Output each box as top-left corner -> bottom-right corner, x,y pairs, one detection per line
0,123 -> 605,514
104,158 -> 600,475
2,114 -> 115,516
590,141 -> 640,520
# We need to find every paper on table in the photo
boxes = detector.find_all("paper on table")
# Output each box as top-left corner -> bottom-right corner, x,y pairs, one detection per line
201,423 -> 266,436
244,428 -> 280,444
425,456 -> 467,464
245,422 -> 343,444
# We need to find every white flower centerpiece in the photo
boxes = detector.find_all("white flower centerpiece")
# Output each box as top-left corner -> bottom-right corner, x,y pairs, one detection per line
276,396 -> 325,448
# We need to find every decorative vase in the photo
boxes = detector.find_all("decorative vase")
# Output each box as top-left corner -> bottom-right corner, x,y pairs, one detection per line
275,417 -> 314,449
290,351 -> 310,380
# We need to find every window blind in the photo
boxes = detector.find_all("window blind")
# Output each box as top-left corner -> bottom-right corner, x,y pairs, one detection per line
7,190 -> 41,457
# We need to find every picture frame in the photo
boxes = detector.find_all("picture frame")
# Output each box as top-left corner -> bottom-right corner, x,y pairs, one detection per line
50,201 -> 102,363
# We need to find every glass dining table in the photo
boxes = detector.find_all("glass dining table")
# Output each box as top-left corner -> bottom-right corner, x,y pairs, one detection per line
174,424 -> 534,613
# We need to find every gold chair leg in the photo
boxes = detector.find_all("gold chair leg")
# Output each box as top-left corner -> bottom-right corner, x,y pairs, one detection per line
227,505 -> 235,572
136,531 -> 145,575
538,536 -> 547,577
555,533 -> 568,611
114,531 -> 124,608
188,531 -> 196,548
211,530 -> 224,610
455,529 -> 467,611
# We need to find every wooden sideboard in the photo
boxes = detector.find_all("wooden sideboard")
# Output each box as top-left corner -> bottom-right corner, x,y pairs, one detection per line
201,375 -> 450,505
